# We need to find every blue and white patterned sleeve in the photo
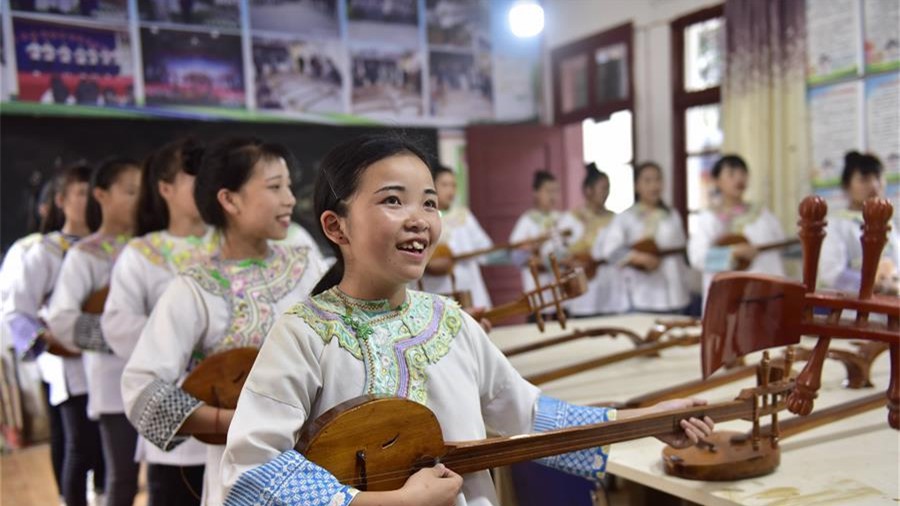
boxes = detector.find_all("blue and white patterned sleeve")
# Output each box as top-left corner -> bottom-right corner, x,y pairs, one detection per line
225,450 -> 357,506
533,395 -> 616,481
74,313 -> 112,353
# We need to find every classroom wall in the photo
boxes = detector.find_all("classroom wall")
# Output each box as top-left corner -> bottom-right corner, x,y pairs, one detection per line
542,0 -> 722,205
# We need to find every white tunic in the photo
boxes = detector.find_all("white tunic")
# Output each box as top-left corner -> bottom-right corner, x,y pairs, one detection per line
563,208 -> 628,316
221,289 -> 541,505
122,244 -> 326,505
3,232 -> 85,406
418,206 -> 494,308
102,229 -> 219,466
509,210 -> 582,310
818,208 -> 900,293
595,205 -> 690,312
46,233 -> 129,419
687,204 -> 787,306
220,288 -> 614,506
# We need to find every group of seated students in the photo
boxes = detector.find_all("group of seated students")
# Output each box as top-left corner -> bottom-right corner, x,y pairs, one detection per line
0,133 -> 892,506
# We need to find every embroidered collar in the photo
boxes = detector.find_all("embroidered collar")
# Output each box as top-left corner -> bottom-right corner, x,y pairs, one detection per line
288,289 -> 461,404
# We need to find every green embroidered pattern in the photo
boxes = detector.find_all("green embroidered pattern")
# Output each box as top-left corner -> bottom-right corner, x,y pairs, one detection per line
288,288 -> 461,405
77,233 -> 130,261
182,244 -> 311,354
131,230 -> 219,273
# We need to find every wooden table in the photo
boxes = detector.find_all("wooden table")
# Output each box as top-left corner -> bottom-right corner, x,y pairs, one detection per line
490,314 -> 900,506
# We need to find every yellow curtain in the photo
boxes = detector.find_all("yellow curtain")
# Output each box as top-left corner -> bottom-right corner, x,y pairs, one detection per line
721,0 -> 810,232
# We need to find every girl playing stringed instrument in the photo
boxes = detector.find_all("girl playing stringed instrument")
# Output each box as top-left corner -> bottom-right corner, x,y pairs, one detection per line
47,157 -> 142,506
220,135 -> 714,506
102,138 -> 216,505
687,155 -> 788,306
121,137 -> 327,505
595,161 -> 691,314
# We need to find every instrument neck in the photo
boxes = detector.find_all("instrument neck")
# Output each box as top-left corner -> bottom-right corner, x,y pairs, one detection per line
440,399 -> 755,476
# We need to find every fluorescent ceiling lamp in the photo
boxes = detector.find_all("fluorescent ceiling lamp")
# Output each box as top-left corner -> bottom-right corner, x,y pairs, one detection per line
509,1 -> 544,38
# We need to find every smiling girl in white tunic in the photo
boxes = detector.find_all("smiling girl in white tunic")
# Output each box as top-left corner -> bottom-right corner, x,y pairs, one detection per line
121,137 -> 327,505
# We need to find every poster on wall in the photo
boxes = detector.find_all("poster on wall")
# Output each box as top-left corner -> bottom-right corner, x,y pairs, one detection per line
12,17 -> 135,105
10,0 -> 128,22
809,80 -> 862,188
350,46 -> 422,117
252,35 -> 343,114
141,27 -> 244,107
864,0 -> 900,73
428,50 -> 491,118
138,0 -> 240,28
865,72 -> 899,180
249,0 -> 338,39
425,0 -> 489,50
347,0 -> 419,49
806,0 -> 861,85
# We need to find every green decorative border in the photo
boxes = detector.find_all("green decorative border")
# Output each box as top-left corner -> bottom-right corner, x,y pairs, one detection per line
0,101 -> 380,125
866,61 -> 900,74
807,67 -> 860,87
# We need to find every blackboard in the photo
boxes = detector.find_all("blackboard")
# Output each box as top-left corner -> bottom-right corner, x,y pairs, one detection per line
0,114 -> 438,251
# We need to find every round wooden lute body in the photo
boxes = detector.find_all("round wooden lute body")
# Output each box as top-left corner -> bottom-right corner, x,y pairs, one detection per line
181,347 -> 259,444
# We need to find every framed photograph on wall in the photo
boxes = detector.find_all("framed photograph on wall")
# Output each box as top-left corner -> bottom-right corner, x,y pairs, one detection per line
12,17 -> 135,106
141,27 -> 245,107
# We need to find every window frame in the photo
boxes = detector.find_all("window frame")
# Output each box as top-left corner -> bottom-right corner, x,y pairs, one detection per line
552,22 -> 635,126
671,5 -> 724,223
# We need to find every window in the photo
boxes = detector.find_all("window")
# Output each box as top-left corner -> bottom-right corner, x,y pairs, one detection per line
672,5 -> 724,229
552,23 -> 634,125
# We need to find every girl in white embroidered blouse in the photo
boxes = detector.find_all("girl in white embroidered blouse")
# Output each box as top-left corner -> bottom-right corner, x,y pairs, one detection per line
219,135 -> 716,506
121,137 -> 326,506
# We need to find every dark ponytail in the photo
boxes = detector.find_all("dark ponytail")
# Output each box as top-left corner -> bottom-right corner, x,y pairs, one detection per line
41,163 -> 92,233
311,133 -> 432,296
86,157 -> 141,232
136,137 -> 205,236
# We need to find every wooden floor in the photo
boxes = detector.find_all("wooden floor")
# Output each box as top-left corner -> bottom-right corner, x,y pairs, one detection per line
0,444 -> 148,506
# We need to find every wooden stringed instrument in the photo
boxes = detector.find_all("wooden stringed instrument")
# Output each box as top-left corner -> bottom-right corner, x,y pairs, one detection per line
296,355 -> 793,492
475,256 -> 587,331
701,196 -> 899,429
425,229 -> 573,277
181,347 -> 259,444
624,238 -> 687,272
662,390 -> 886,481
714,234 -> 801,271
